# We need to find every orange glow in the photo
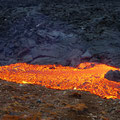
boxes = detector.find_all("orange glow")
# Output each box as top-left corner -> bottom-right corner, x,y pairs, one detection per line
0,62 -> 120,99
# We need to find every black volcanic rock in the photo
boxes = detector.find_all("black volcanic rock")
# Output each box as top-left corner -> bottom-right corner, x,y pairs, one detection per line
104,70 -> 120,82
0,0 -> 120,67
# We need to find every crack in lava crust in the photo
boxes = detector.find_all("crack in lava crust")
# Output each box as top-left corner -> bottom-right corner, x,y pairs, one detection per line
0,62 -> 120,99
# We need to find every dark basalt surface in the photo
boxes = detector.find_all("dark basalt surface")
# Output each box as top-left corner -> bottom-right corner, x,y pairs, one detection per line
0,0 -> 120,67
105,70 -> 120,82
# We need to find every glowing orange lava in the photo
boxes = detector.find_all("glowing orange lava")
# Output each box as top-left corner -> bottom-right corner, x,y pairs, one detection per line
0,62 -> 120,99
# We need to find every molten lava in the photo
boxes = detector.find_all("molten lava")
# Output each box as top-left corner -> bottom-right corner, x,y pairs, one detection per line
0,62 -> 120,99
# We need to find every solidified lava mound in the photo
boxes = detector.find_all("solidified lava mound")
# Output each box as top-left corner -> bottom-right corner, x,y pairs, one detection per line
105,70 -> 120,82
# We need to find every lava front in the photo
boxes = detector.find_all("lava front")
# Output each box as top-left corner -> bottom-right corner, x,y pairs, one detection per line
0,62 -> 120,99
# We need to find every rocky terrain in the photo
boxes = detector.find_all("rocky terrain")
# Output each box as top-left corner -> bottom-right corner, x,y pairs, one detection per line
0,79 -> 120,120
0,0 -> 120,67
0,0 -> 120,120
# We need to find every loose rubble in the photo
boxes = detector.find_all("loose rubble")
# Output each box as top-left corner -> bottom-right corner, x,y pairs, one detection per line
0,79 -> 120,120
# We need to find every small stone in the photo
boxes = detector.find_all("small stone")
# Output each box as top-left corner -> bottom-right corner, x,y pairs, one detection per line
19,84 -> 23,87
92,115 -> 97,118
63,91 -> 67,94
36,99 -> 42,103
69,92 -> 81,99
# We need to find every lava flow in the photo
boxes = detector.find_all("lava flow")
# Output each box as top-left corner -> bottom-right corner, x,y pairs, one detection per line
0,62 -> 120,99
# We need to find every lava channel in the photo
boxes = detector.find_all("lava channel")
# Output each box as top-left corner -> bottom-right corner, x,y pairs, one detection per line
0,62 -> 120,99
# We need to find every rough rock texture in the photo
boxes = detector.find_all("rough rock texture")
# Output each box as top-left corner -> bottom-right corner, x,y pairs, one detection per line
0,0 -> 120,67
0,79 -> 120,120
105,70 -> 120,82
